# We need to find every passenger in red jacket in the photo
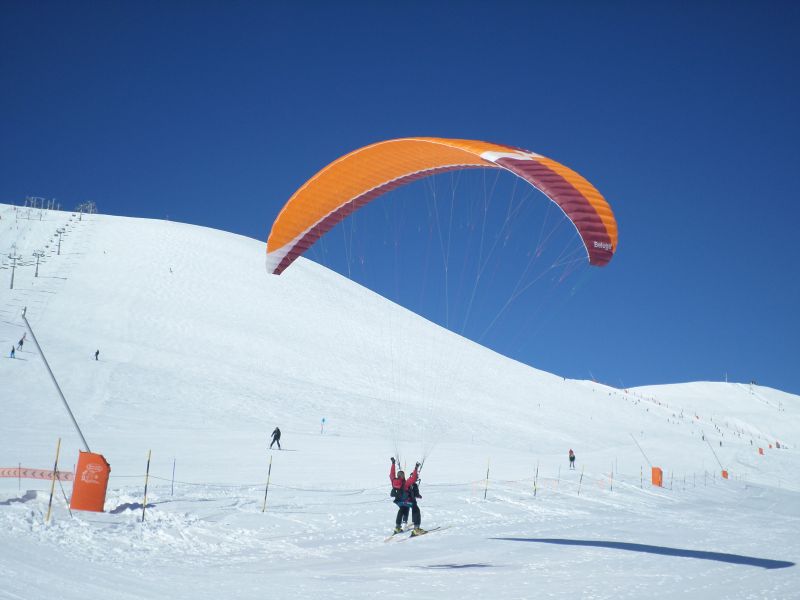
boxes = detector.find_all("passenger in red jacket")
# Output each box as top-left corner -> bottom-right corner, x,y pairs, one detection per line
390,457 -> 423,534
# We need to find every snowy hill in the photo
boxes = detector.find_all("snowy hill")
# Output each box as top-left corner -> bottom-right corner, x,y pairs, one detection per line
1,203 -> 798,599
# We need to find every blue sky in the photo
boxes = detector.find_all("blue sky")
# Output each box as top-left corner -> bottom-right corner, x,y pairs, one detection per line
2,1 -> 799,393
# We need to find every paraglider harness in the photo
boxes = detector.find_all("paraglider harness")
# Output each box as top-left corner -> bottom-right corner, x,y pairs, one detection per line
391,480 -> 421,507
391,465 -> 422,507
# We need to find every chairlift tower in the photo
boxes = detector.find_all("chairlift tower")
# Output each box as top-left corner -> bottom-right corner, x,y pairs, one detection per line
8,247 -> 22,289
32,250 -> 45,277
56,228 -> 65,255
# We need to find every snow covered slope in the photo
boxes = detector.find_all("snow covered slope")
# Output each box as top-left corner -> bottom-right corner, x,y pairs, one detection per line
1,204 -> 798,599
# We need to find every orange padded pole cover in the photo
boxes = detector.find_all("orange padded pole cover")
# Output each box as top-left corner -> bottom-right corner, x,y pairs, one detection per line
70,452 -> 110,512
721,470 -> 729,479
651,466 -> 663,487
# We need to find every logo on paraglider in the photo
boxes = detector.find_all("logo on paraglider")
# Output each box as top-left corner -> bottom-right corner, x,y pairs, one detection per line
593,241 -> 612,251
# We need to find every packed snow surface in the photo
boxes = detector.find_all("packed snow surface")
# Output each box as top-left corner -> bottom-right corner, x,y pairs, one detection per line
1,203 -> 798,599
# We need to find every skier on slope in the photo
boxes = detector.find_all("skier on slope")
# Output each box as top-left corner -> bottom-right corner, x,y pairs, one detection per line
569,449 -> 576,470
390,457 -> 424,536
270,427 -> 281,450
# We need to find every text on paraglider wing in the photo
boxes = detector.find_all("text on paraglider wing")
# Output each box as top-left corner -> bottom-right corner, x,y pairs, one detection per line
593,241 -> 613,251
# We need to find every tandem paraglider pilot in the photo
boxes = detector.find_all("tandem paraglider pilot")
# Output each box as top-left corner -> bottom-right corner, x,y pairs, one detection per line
390,457 -> 425,536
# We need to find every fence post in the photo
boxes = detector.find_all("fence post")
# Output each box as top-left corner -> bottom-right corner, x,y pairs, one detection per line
262,455 -> 273,512
577,466 -> 584,496
533,461 -> 539,497
483,459 -> 490,500
46,438 -> 61,524
142,450 -> 152,523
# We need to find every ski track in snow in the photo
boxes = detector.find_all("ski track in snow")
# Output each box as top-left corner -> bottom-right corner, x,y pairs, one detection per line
1,204 -> 798,599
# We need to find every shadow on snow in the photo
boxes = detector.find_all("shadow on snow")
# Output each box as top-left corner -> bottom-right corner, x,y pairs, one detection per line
492,538 -> 795,570
418,563 -> 493,570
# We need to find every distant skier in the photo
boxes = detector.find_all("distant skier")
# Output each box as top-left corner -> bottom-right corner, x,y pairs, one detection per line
10,346 -> 15,359
270,427 -> 281,450
390,457 -> 424,535
17,334 -> 25,350
94,349 -> 99,361
569,449 -> 576,470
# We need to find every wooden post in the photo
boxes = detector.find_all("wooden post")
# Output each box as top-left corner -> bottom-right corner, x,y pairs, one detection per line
262,455 -> 273,512
141,450 -> 152,523
533,461 -> 539,497
46,438 -> 61,524
577,466 -> 584,496
610,464 -> 614,492
171,458 -> 176,497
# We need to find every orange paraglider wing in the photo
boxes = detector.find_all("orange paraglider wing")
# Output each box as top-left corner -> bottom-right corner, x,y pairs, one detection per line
266,137 -> 617,274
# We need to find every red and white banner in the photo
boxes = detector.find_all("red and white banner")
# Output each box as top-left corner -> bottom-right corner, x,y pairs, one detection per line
0,467 -> 74,481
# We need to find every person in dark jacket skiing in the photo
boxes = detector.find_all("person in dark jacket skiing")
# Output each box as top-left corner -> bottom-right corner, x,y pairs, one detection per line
390,457 -> 423,535
270,427 -> 281,450
568,449 -> 576,470
401,479 -> 422,527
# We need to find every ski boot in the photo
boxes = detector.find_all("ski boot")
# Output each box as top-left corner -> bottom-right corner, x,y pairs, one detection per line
393,526 -> 403,534
410,527 -> 426,537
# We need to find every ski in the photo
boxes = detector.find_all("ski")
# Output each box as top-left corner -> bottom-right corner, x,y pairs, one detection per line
395,526 -> 447,542
383,525 -> 415,542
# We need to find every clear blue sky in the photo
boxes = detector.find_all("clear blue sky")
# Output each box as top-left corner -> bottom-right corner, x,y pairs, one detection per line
2,1 -> 799,393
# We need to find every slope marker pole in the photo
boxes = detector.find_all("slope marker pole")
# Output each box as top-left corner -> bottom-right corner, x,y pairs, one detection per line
142,450 -> 152,523
262,455 -> 273,512
46,438 -> 61,524
483,458 -> 490,501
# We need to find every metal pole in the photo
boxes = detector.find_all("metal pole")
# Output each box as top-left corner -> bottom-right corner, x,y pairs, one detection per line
630,433 -> 652,467
9,253 -> 21,289
705,439 -> 725,471
21,308 -> 90,452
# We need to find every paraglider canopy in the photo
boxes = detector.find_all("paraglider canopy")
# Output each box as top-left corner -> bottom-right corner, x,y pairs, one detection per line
266,137 -> 617,275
